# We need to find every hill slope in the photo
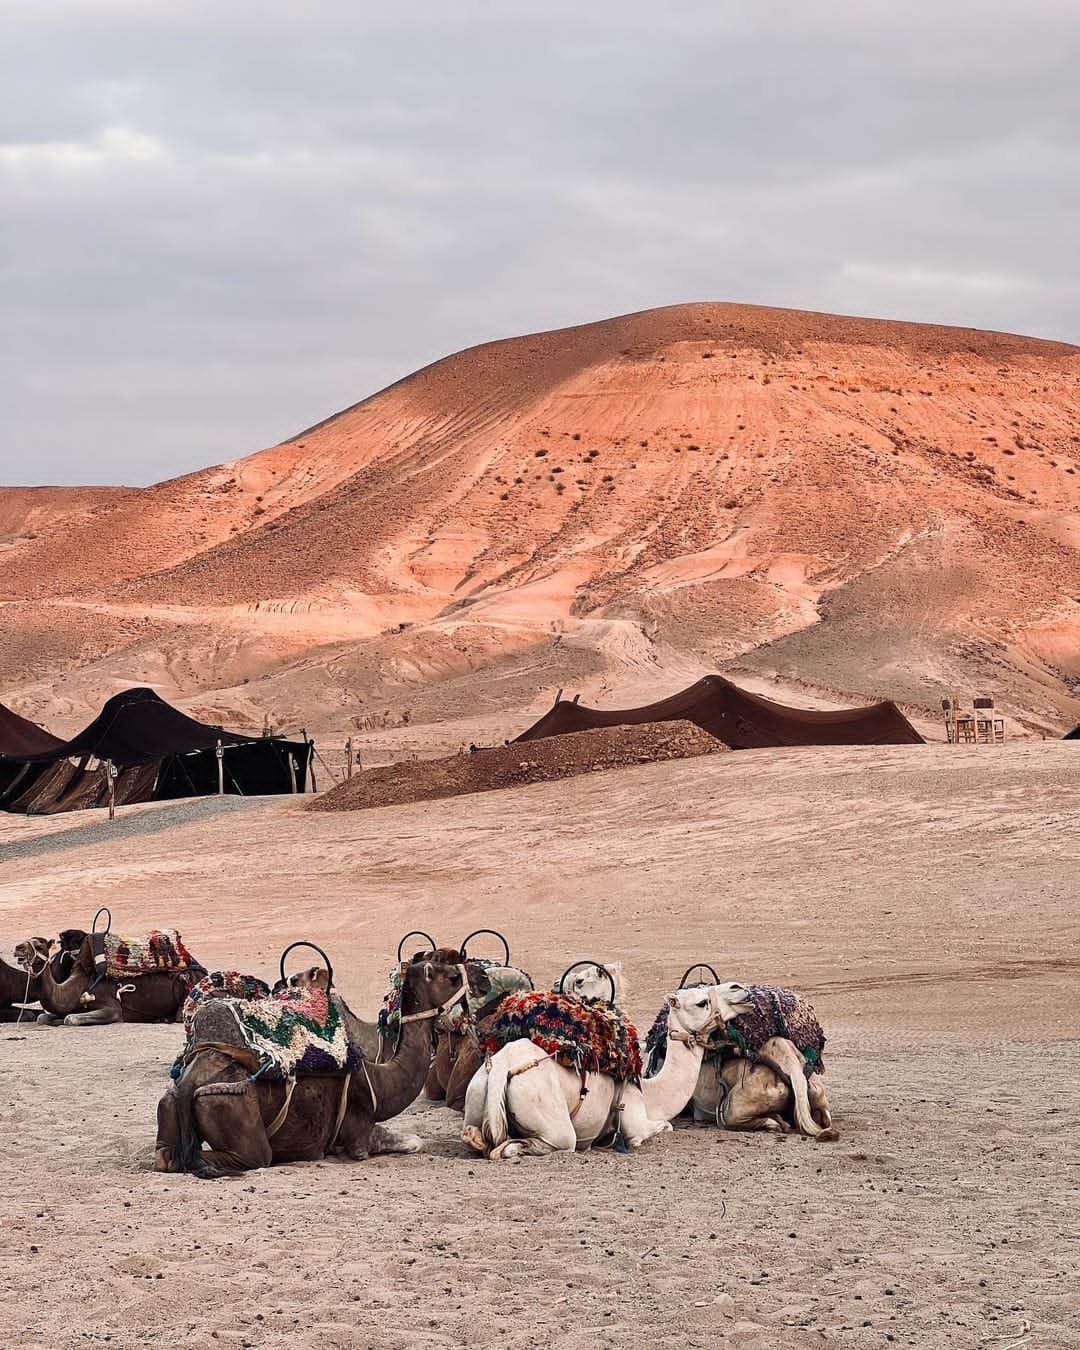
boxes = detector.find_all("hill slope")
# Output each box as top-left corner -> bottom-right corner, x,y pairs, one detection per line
2,302 -> 1078,739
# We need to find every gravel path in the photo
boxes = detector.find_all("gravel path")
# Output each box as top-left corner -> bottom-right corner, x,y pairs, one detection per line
0,795 -> 265,865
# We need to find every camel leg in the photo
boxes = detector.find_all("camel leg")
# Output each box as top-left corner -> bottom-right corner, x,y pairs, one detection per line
192,1082 -> 273,1175
808,1076 -> 833,1130
369,1122 -> 424,1155
461,1063 -> 489,1154
154,1085 -> 181,1171
62,1005 -> 122,1026
490,1070 -> 578,1160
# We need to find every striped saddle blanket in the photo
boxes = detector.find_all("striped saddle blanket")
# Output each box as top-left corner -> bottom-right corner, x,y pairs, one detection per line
188,984 -> 359,1078
104,929 -> 200,978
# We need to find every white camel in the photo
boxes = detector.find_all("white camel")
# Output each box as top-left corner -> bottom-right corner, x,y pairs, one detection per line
558,961 -> 628,1004
462,983 -> 750,1160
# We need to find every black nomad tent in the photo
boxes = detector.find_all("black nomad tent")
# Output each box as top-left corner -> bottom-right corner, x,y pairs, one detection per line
516,674 -> 924,750
1065,725 -> 1080,740
0,702 -> 66,799
0,687 -> 313,814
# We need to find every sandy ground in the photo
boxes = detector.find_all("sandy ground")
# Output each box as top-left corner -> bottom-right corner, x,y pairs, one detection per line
1,743 -> 1078,1348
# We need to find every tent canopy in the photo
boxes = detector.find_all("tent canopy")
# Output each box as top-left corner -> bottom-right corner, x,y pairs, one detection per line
515,674 -> 924,750
1,687 -> 313,813
0,702 -> 65,758
1066,725 -> 1079,740
10,687 -> 257,767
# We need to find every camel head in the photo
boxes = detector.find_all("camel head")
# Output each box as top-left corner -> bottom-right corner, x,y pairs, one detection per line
666,982 -> 751,1039
284,965 -> 330,993
400,957 -> 469,1021
411,947 -> 492,1007
57,929 -> 88,954
561,961 -> 627,1005
14,937 -> 53,974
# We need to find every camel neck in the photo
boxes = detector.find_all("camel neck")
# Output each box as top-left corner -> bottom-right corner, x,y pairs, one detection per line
641,1033 -> 705,1120
39,956 -> 91,1016
362,1014 -> 434,1121
2,956 -> 41,1005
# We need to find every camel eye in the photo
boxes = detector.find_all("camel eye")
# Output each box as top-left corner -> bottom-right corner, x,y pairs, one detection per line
695,998 -> 708,1008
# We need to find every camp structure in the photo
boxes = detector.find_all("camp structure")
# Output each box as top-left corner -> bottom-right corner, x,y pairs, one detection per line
0,702 -> 66,799
1066,725 -> 1080,741
515,674 -> 924,750
0,687 -> 313,814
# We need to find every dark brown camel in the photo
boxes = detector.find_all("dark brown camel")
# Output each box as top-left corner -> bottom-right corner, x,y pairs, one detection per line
427,1005 -> 507,1111
15,933 -> 203,1026
155,955 -> 470,1177
0,949 -> 44,1022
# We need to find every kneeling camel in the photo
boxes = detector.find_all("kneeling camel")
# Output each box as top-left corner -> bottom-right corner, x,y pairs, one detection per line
16,932 -> 199,1026
463,983 -> 746,1160
157,955 -> 468,1177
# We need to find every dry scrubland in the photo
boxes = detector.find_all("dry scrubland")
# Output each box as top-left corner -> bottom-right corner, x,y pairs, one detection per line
0,743 -> 1077,1348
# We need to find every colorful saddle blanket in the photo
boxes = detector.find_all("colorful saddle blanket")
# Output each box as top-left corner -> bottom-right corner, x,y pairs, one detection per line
483,990 -> 642,1084
182,970 -> 272,1033
644,983 -> 826,1077
207,984 -> 359,1078
104,929 -> 199,978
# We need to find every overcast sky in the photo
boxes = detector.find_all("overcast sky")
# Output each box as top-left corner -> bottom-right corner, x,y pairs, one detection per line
3,1 -> 1078,486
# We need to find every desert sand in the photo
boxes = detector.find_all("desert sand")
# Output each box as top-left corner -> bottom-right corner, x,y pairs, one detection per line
2,303 -> 1078,742
1,742 -> 1078,1348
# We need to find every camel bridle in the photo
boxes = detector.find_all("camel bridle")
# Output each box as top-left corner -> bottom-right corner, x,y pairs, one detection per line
17,942 -> 50,980
666,985 -> 728,1050
398,964 -> 471,1026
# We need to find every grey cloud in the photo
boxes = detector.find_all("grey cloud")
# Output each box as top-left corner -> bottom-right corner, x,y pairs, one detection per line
2,0 -> 1077,484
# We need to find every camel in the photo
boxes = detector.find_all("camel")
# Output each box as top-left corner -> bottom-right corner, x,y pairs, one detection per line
462,983 -> 749,1160
15,933 -> 203,1026
429,959 -> 625,1112
155,955 -> 469,1177
642,972 -> 836,1140
0,949 -> 43,1022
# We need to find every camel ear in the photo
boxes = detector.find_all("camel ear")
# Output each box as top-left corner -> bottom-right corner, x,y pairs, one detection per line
607,961 -> 622,972
666,994 -> 679,1009
423,960 -> 435,981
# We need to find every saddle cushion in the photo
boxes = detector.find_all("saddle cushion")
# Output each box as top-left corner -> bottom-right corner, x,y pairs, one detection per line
483,990 -> 642,1084
182,970 -> 272,1033
201,984 -> 358,1078
104,929 -> 201,978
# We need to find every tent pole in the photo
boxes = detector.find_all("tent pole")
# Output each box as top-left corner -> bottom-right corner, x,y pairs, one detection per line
346,736 -> 354,779
289,754 -> 297,794
106,760 -> 116,821
216,739 -> 224,795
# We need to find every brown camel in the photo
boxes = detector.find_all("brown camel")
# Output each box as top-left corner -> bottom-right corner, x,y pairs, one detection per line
155,955 -> 470,1177
1,949 -> 44,1022
15,934 -> 204,1026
